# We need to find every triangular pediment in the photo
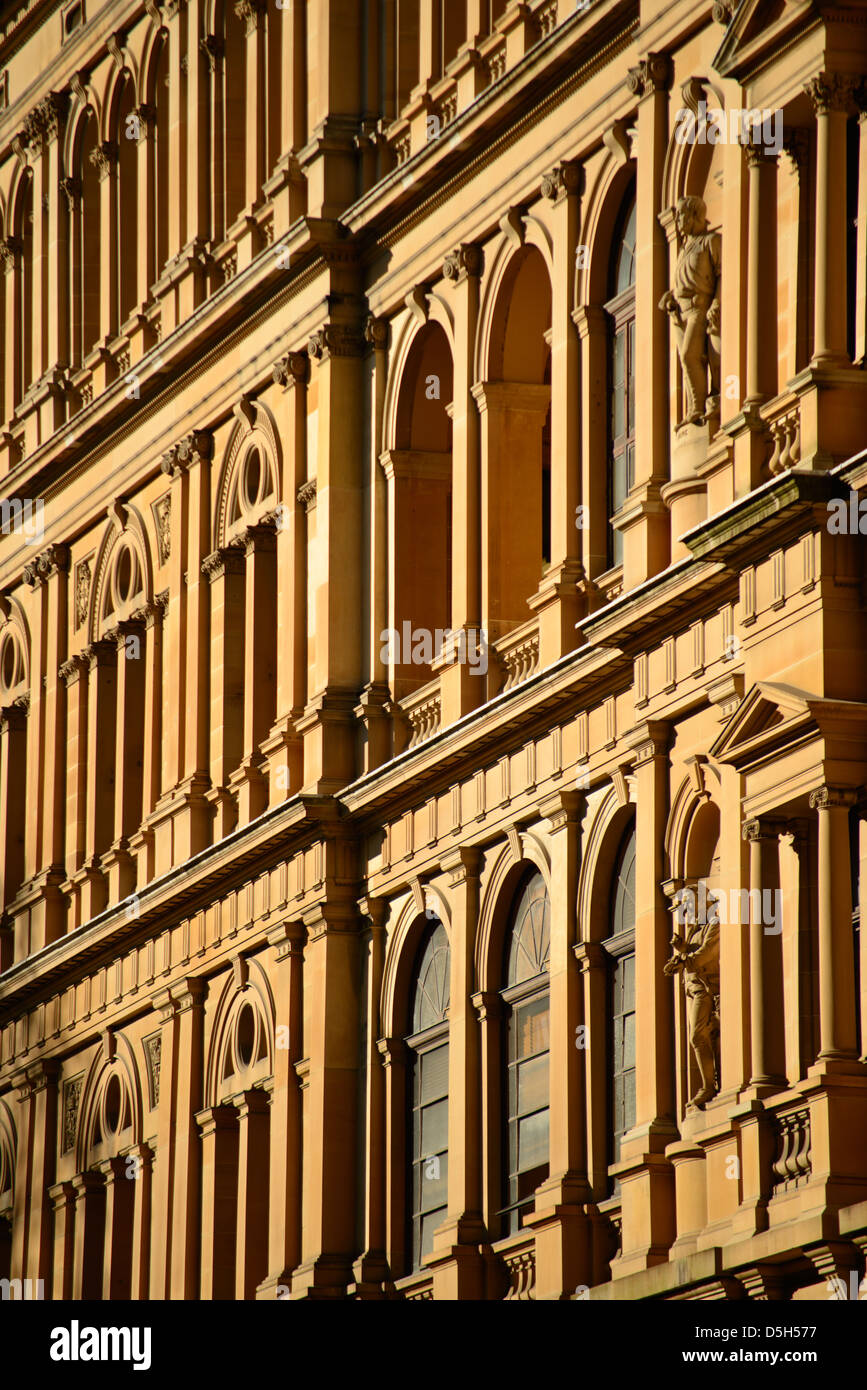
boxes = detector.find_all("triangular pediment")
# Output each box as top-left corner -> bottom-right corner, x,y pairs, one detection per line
713,0 -> 813,82
710,681 -> 817,767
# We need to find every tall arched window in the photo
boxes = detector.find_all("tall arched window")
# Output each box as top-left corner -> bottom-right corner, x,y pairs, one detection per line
604,193 -> 636,570
604,822 -> 636,1182
500,871 -> 550,1234
406,919 -> 450,1269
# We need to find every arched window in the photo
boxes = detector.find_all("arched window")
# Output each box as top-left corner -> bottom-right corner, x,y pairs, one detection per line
604,193 -> 636,570
605,822 -> 636,1181
500,871 -> 550,1234
405,918 -> 450,1270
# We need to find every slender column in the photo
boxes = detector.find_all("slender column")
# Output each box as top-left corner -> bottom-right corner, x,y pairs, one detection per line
22,562 -> 46,885
744,144 -> 778,405
470,989 -> 503,1235
533,164 -> 584,665
352,899 -> 388,1294
378,1036 -> 408,1275
42,94 -> 70,388
129,595 -> 166,885
91,142 -> 118,341
234,1087 -> 270,1299
196,1103 -> 238,1299
430,847 -> 485,1300
81,639 -> 116,922
165,0 -> 187,267
263,352 -> 308,798
529,790 -> 591,1299
98,1155 -> 134,1299
856,106 -> 867,365
10,1061 -> 59,1286
184,0 -> 210,275
624,54 -> 671,584
104,619 -> 145,902
201,31 -> 225,240
203,545 -> 245,837
261,920 -> 305,1296
128,1142 -> 153,1300
809,787 -> 858,1062
134,103 -> 156,311
48,1180 -> 75,1300
59,655 -> 87,926
356,320 -> 391,772
573,941 -> 608,1200
238,0 -> 267,214
742,819 -> 786,1090
440,246 -> 483,726
232,519 -> 277,825
1,237 -> 22,418
37,546 -> 70,936
805,74 -> 857,366
26,124 -> 48,388
71,1171 -> 105,1300
0,702 -> 27,928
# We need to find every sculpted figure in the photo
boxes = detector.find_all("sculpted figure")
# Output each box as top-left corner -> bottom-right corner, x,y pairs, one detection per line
659,196 -> 722,425
663,892 -> 720,1111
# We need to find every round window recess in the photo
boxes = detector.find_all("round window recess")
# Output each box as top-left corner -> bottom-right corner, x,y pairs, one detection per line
242,449 -> 263,512
236,1002 -> 256,1069
103,1073 -> 123,1136
0,636 -> 18,692
114,545 -> 135,606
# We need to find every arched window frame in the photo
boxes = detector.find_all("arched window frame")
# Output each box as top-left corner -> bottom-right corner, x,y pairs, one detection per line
499,869 -> 550,1236
603,820 -> 636,1188
603,192 -> 637,571
404,917 -> 450,1271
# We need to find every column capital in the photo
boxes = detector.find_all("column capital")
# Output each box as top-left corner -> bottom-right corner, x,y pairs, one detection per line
308,323 -> 365,361
626,52 -> 673,98
296,480 -> 317,513
443,242 -> 483,283
440,845 -> 483,884
804,72 -> 861,116
60,175 -> 81,210
744,140 -> 777,168
470,989 -> 503,1022
539,788 -> 583,831
376,1036 -> 408,1068
200,34 -> 225,71
364,316 -> 389,350
202,546 -> 245,581
239,517 -> 278,554
0,237 -> 22,275
272,350 -> 309,389
357,895 -> 388,931
59,653 -> 87,685
540,160 -> 583,202
89,141 -> 118,181
572,940 -> 608,973
301,901 -> 358,941
234,0 -> 266,34
742,815 -> 789,841
161,429 -> 213,477
83,638 -> 117,669
809,785 -> 859,812
267,918 -> 306,959
195,1103 -> 238,1136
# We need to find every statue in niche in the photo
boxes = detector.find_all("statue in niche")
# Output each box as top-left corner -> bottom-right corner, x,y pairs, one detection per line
659,195 -> 722,426
663,884 -> 720,1111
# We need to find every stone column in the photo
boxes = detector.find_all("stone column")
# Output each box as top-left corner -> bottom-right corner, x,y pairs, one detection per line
34,545 -> 69,948
531,163 -> 584,666
98,1155 -> 134,1299
290,900 -> 361,1298
440,245 -> 483,726
231,519 -> 277,826
71,1171 -> 105,1300
103,619 -> 145,903
81,639 -> 116,922
129,594 -> 166,886
744,143 -> 778,406
91,141 -> 118,349
259,919 -> 305,1297
573,941 -> 608,1199
378,1036 -> 408,1276
572,305 -> 609,588
622,54 -> 671,586
128,1142 -> 153,1300
41,93 -> 70,431
614,722 -> 676,1277
48,1180 -> 75,1299
742,818 -> 787,1091
0,701 -> 27,954
10,1060 -> 59,1287
149,978 -> 206,1299
133,103 -> 156,318
809,786 -> 859,1063
471,988 -> 503,1235
234,1087 -> 270,1299
263,352 -> 308,800
856,104 -> 867,365
239,0 -> 267,229
295,321 -> 365,794
430,847 -> 485,1300
196,1103 -> 238,1300
352,898 -> 389,1296
203,545 -> 246,838
529,790 -> 591,1299
1,236 -> 21,418
356,320 -> 392,772
805,74 -> 857,367
58,656 -> 86,932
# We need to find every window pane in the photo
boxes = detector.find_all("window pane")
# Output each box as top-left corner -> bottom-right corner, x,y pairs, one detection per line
518,1109 -> 549,1172
419,1043 -> 449,1104
421,1097 -> 448,1157
417,1151 -> 448,1210
514,994 -> 549,1059
517,1051 -> 548,1116
420,1208 -> 446,1262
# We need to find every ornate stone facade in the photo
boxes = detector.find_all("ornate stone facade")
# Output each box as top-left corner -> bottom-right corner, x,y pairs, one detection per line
0,0 -> 866,1307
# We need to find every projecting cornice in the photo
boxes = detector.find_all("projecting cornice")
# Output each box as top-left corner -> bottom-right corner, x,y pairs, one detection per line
680,470 -> 849,569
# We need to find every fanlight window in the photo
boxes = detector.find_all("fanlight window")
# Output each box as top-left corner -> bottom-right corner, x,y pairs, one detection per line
501,871 -> 550,1234
407,919 -> 450,1270
103,542 -> 143,621
0,632 -> 24,693
229,445 -> 275,530
221,998 -> 269,1081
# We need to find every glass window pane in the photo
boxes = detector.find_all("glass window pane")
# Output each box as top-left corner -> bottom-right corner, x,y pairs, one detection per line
517,1051 -> 548,1116
420,1208 -> 446,1262
514,995 -> 549,1059
418,1151 -> 448,1211
518,1109 -> 549,1173
421,1097 -> 448,1157
419,1043 -> 449,1104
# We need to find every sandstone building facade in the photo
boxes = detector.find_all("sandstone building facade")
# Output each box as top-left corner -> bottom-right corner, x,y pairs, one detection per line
0,0 -> 866,1302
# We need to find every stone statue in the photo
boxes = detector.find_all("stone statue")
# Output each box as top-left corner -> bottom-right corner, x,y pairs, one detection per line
659,196 -> 722,425
663,891 -> 720,1111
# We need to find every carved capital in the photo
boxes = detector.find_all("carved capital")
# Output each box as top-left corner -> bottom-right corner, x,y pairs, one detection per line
59,654 -> 87,685
809,786 -> 859,812
272,351 -> 309,389
89,142 -> 118,181
443,243 -> 483,283
0,237 -> 22,275
308,324 -> 365,360
626,52 -> 672,98
805,72 -> 860,117
202,547 -> 245,581
541,160 -> 583,202
200,34 -> 225,70
161,430 -> 213,477
364,315 -> 388,350
296,480 -> 317,513
234,0 -> 266,34
60,175 -> 81,210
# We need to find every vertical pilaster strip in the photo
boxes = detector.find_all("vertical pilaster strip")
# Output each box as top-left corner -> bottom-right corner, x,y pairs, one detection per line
262,919 -> 305,1294
805,74 -> 856,366
234,1087 -> 270,1298
352,898 -> 388,1292
809,787 -> 858,1061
